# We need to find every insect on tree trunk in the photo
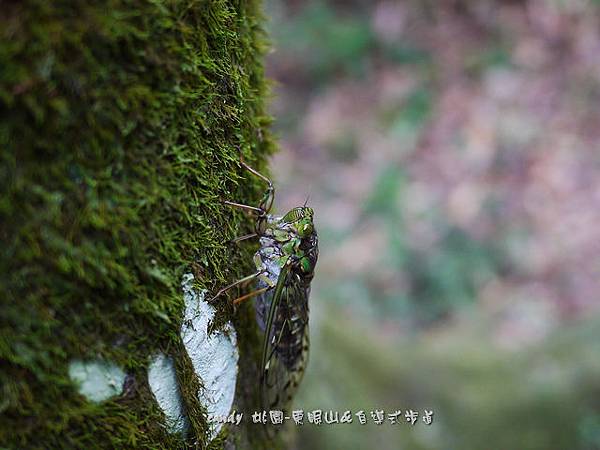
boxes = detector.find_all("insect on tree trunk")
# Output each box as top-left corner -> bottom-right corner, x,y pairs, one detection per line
0,1 -> 284,448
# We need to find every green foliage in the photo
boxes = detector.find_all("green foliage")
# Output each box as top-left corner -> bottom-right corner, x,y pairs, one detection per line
383,87 -> 433,138
0,0 -> 275,447
268,0 -> 375,82
398,225 -> 501,324
464,44 -> 512,76
268,0 -> 431,86
354,165 -> 502,326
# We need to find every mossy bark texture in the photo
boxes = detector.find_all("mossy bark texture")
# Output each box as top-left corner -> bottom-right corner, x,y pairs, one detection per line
1,1 -> 277,448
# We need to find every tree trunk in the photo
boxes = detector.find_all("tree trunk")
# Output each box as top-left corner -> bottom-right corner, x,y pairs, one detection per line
0,1 -> 277,448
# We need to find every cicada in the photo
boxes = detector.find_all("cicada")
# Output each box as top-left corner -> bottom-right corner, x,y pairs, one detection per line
211,158 -> 318,415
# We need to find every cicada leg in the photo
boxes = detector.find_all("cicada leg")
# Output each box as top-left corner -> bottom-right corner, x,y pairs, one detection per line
231,269 -> 277,306
223,200 -> 265,215
232,286 -> 270,306
230,232 -> 258,244
223,156 -> 275,234
239,159 -> 274,214
214,156 -> 277,302
208,270 -> 263,303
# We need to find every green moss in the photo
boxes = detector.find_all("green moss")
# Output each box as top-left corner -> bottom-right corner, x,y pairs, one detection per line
0,0 -> 275,447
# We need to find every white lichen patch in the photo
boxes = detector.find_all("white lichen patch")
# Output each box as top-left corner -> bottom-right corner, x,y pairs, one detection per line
68,359 -> 126,403
148,353 -> 189,434
180,273 -> 239,440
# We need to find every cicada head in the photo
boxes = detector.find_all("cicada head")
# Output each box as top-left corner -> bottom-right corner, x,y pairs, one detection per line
279,207 -> 318,276
282,206 -> 314,238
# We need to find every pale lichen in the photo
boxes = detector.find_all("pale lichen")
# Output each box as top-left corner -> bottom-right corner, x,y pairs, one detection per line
68,360 -> 126,403
148,353 -> 189,435
181,273 -> 239,440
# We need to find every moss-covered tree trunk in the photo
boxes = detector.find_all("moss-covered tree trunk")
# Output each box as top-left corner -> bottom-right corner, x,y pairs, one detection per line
1,1 -> 278,448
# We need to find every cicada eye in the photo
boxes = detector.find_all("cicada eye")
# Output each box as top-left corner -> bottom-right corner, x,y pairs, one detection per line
298,221 -> 313,238
303,222 -> 313,234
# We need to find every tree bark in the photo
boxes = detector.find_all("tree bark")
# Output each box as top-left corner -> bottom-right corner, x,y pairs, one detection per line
0,1 -> 276,448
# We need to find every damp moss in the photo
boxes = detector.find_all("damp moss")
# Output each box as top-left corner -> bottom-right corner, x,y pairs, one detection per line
0,0 -> 275,448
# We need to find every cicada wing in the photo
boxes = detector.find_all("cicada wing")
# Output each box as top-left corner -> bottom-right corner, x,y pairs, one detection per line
260,261 -> 310,414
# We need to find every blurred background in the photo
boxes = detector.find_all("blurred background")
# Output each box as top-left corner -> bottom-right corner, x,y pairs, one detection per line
263,1 -> 600,449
